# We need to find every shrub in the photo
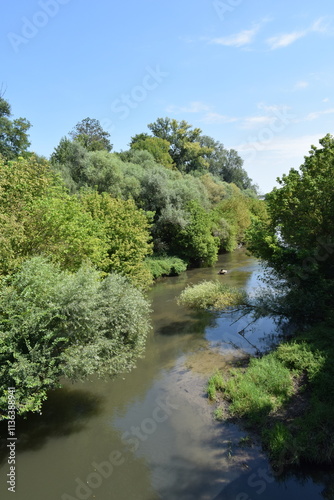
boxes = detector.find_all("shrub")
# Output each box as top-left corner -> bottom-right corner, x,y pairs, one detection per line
145,256 -> 187,278
0,257 -> 151,418
178,280 -> 246,310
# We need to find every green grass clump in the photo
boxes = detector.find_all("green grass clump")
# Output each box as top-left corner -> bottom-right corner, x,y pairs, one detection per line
262,423 -> 294,463
218,354 -> 294,425
214,407 -> 224,420
177,280 -> 246,310
145,256 -> 187,279
207,370 -> 224,401
210,322 -> 334,466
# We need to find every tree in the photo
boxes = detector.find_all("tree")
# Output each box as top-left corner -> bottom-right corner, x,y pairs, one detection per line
0,257 -> 151,418
246,134 -> 334,319
80,190 -> 153,287
0,96 -> 31,160
130,135 -> 174,169
160,200 -> 219,266
69,117 -> 112,152
199,135 -> 255,191
147,117 -> 213,173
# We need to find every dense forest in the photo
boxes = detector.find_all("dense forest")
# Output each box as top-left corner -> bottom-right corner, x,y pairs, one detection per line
0,96 -> 266,418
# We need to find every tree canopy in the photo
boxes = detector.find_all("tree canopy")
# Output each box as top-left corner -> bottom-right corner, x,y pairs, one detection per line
69,117 -> 113,152
0,95 -> 31,160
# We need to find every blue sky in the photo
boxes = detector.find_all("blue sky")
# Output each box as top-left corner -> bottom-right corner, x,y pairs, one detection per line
2,0 -> 334,193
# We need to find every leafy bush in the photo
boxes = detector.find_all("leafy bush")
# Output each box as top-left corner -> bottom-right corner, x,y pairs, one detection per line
0,257 -> 151,418
145,256 -> 187,278
178,280 -> 246,310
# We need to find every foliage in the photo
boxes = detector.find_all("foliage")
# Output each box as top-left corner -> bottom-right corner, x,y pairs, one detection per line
80,190 -> 153,287
23,191 -> 109,272
0,96 -> 31,160
69,117 -> 113,152
0,257 -> 151,418
50,137 -> 90,190
130,135 -> 174,169
199,135 -> 256,191
178,280 -> 246,310
0,155 -> 59,274
145,256 -> 187,278
246,134 -> 334,319
147,117 -> 213,173
165,201 -> 219,266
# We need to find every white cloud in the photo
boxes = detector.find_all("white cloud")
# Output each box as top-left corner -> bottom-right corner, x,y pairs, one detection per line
201,112 -> 238,124
294,81 -> 309,90
323,98 -> 330,103
267,30 -> 306,49
237,134 -> 323,193
211,25 -> 260,47
165,102 -> 238,124
266,17 -> 333,50
240,115 -> 274,129
306,108 -> 334,121
311,17 -> 332,34
239,103 -> 295,129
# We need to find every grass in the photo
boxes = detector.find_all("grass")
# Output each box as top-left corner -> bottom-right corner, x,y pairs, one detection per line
207,370 -> 224,401
177,280 -> 247,310
221,353 -> 294,425
207,321 -> 334,467
145,255 -> 187,279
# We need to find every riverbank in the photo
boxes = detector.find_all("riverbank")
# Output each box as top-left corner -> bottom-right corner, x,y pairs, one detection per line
209,319 -> 334,468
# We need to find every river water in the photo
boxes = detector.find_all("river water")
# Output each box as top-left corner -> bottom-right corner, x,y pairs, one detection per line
0,250 -> 333,499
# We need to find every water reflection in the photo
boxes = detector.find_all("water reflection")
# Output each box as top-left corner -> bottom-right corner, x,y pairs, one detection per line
0,387 -> 102,466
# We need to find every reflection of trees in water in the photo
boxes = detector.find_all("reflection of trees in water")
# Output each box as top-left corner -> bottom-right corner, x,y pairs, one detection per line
157,310 -> 219,337
277,466 -> 334,500
0,387 -> 103,467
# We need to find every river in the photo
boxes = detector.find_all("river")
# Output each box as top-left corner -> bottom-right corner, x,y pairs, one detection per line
0,250 -> 333,499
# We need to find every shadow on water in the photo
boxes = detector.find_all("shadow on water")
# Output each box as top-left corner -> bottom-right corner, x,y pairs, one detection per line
157,310 -> 219,337
212,463 -> 334,500
0,386 -> 103,466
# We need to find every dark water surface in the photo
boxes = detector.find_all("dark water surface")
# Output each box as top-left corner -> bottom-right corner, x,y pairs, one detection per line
0,250 -> 333,499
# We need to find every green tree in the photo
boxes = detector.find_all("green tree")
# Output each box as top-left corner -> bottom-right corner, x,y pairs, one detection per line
246,134 -> 334,319
23,192 -> 109,272
199,135 -> 255,191
147,117 -> 213,172
130,135 -> 174,169
0,155 -> 57,274
0,96 -> 31,160
69,117 -> 112,152
0,257 -> 151,418
80,190 -> 153,287
162,200 -> 219,266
